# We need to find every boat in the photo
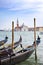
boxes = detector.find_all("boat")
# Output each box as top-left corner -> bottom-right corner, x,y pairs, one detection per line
40,32 -> 43,35
0,35 -> 22,50
0,36 -> 8,46
12,35 -> 22,49
0,36 -> 40,65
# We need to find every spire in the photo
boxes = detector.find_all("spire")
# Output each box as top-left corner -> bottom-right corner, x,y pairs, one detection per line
17,18 -> 19,27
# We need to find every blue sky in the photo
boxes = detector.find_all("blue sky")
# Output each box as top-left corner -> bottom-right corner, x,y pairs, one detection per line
0,0 -> 43,30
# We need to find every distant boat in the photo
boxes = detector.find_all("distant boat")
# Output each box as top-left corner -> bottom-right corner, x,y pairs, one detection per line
0,37 -> 40,65
40,32 -> 43,35
0,36 -> 8,46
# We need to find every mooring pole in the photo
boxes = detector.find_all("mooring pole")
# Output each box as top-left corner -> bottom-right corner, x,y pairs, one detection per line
34,18 -> 37,63
12,21 -> 14,49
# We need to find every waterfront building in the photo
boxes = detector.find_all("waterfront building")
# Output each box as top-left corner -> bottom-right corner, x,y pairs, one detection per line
14,19 -> 28,31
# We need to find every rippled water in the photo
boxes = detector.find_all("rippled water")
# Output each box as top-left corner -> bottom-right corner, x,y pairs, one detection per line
0,31 -> 43,65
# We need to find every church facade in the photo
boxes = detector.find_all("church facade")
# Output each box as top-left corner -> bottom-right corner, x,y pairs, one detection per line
14,19 -> 28,31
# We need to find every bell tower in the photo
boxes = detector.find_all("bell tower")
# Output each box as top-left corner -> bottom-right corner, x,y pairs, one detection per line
17,18 -> 19,27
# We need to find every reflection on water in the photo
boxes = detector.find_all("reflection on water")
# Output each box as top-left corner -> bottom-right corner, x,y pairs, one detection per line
17,55 -> 43,65
17,61 -> 43,65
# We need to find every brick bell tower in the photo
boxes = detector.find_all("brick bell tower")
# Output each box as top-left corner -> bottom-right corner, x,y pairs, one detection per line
17,18 -> 19,28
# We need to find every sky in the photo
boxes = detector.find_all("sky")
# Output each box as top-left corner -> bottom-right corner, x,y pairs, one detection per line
0,0 -> 43,30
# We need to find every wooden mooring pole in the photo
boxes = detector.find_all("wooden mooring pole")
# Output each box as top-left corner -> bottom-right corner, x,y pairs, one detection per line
34,18 -> 37,63
12,21 -> 14,49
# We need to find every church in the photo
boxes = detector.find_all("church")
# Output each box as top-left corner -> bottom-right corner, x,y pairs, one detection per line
14,19 -> 28,31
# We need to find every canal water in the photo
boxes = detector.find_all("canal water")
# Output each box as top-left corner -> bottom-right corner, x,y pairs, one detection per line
0,31 -> 43,65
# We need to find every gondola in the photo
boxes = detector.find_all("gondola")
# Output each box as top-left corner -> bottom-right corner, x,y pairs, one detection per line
11,35 -> 22,49
0,37 -> 40,65
0,35 -> 22,50
0,36 -> 8,46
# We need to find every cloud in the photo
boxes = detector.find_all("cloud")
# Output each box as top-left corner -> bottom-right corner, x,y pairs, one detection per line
0,0 -> 43,14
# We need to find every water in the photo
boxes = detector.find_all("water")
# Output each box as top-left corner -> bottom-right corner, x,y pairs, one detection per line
0,31 -> 43,65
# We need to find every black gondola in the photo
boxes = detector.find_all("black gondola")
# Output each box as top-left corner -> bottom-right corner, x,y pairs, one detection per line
0,35 -> 22,50
0,36 -> 8,46
0,37 -> 40,65
13,35 -> 22,49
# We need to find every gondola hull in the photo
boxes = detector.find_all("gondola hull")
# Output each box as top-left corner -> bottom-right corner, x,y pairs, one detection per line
0,36 -> 22,50
0,38 -> 40,65
14,49 -> 34,64
0,36 -> 8,46
0,47 -> 34,65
